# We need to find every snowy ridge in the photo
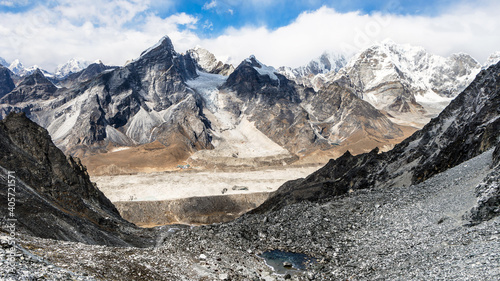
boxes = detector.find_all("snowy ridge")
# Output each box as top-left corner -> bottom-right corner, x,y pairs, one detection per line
55,58 -> 90,78
483,51 -> 500,70
245,55 -> 278,80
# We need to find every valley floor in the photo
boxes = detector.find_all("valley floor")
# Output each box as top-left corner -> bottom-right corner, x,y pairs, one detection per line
1,150 -> 499,280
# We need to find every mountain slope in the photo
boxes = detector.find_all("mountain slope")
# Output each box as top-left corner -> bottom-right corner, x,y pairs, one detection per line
0,65 -> 15,99
0,112 -> 154,246
323,41 -> 482,127
0,69 -> 57,104
255,61 -> 500,213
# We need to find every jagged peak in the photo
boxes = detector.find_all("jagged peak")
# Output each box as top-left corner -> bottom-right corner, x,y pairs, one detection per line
140,35 -> 175,57
242,55 -> 278,80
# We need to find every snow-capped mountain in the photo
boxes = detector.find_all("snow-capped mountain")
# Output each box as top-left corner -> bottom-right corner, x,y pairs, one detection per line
257,60 -> 500,213
8,59 -> 26,75
187,47 -> 234,76
278,51 -> 348,91
483,51 -> 500,70
55,57 -> 90,78
58,60 -> 118,88
7,59 -> 55,78
0,36 -> 409,173
330,40 -> 481,127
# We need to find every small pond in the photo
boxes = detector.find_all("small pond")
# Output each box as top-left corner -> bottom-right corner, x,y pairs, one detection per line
259,250 -> 316,275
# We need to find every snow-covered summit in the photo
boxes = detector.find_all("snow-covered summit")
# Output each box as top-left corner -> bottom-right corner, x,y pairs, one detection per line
244,55 -> 278,80
483,51 -> 500,70
278,51 -> 348,90
329,40 -> 482,127
55,58 -> 90,78
9,59 -> 26,75
140,36 -> 175,58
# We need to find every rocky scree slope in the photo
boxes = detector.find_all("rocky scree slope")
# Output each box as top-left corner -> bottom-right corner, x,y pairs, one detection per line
3,148 -> 497,280
255,61 -> 500,213
0,112 -> 155,247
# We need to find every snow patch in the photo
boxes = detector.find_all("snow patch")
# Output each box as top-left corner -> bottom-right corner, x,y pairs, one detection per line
186,70 -> 227,110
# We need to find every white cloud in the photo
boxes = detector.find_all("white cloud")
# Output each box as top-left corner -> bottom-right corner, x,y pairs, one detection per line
203,0 -> 217,10
0,0 -> 195,71
0,0 -> 499,71
198,1 -> 500,68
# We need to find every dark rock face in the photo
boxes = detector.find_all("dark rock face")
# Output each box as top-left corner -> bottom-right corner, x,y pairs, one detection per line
466,144 -> 500,223
0,113 -> 154,246
255,62 -> 500,213
0,69 -> 57,104
0,65 -> 15,99
225,56 -> 300,104
465,166 -> 500,223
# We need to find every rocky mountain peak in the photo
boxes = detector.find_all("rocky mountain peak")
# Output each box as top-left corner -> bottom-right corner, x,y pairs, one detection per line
140,36 -> 176,58
187,47 -> 234,75
0,68 -> 57,104
8,59 -> 25,75
20,68 -> 52,86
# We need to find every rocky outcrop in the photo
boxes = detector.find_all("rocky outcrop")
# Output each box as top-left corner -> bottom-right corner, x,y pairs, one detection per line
465,144 -> 500,223
0,112 -> 154,246
255,61 -> 500,213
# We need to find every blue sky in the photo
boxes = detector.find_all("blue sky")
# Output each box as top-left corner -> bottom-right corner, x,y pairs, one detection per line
165,0 -> 456,36
0,0 -> 498,71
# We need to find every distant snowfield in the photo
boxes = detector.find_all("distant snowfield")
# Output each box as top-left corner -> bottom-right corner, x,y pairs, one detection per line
93,166 -> 320,202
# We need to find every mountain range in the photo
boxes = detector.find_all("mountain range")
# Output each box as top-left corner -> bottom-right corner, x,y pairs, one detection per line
0,37 -> 499,175
0,50 -> 498,280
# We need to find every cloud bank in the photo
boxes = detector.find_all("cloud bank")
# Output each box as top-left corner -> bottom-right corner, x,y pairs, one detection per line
0,0 -> 499,71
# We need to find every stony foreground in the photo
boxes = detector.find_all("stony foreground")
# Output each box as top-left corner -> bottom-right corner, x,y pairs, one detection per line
1,150 -> 499,280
